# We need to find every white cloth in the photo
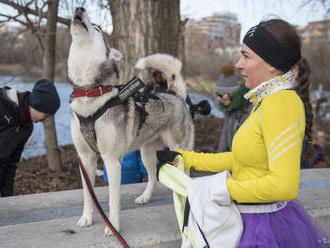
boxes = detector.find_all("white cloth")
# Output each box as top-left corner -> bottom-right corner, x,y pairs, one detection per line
158,159 -> 243,248
186,171 -> 243,248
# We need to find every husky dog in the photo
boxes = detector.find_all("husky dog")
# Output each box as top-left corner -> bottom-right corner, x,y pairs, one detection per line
68,7 -> 194,235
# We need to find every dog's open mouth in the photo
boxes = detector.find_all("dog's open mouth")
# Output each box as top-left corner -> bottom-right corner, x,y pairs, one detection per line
73,14 -> 88,31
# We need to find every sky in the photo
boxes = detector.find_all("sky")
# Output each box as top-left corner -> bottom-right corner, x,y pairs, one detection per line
180,0 -> 327,40
0,0 -> 327,40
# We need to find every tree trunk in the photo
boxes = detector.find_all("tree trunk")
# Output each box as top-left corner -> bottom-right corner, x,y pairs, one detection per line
108,0 -> 181,82
178,18 -> 188,76
42,0 -> 62,172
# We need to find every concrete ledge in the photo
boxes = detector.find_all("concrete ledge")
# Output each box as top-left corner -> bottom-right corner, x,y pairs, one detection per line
0,183 -> 172,227
0,169 -> 329,247
0,205 -> 181,248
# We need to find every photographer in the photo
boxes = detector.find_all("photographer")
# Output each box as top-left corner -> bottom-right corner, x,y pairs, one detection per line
215,64 -> 250,152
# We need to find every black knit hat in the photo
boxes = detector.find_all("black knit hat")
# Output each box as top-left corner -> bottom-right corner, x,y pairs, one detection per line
28,79 -> 60,115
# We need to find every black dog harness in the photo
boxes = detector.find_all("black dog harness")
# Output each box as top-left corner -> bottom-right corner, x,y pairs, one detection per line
71,76 -> 163,154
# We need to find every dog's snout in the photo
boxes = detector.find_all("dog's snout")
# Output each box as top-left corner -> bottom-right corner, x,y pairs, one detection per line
75,7 -> 86,14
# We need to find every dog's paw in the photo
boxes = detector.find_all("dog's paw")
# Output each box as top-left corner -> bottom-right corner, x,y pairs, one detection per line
134,193 -> 151,205
104,226 -> 120,236
77,215 -> 92,227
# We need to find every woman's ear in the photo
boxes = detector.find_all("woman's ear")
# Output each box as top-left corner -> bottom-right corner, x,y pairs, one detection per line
268,64 -> 281,76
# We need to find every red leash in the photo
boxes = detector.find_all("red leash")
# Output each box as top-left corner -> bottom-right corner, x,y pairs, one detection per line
78,159 -> 131,248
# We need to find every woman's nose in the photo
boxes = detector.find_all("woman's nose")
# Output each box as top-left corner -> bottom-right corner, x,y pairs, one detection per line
235,57 -> 243,69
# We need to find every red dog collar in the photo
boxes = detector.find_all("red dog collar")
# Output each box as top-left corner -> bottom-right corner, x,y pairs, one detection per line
72,85 -> 112,98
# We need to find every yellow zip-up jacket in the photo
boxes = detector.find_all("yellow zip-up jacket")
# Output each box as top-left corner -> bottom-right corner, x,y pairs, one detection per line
179,90 -> 306,203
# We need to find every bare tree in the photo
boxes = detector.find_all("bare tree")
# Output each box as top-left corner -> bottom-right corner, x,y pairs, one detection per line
0,0 -> 185,170
303,41 -> 330,90
42,0 -> 62,172
1,0 -> 184,83
108,0 -> 182,81
0,0 -> 63,171
301,0 -> 330,13
0,0 -> 71,27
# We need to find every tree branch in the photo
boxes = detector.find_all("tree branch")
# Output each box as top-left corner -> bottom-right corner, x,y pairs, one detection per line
0,13 -> 29,27
0,0 -> 71,27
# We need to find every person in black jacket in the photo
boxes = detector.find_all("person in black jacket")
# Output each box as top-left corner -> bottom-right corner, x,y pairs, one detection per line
0,79 -> 60,197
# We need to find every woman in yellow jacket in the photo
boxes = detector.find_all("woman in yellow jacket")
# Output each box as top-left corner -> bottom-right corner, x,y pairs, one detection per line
157,19 -> 329,247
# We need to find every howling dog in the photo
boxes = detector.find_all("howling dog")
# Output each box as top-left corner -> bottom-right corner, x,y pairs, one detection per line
68,7 -> 194,235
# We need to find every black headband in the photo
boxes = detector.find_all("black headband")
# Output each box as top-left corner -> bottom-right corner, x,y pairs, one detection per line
243,24 -> 301,72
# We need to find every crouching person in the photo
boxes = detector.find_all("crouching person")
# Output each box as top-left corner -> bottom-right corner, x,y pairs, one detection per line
0,79 -> 60,197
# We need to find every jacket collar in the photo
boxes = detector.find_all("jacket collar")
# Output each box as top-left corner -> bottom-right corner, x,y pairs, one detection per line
17,92 -> 32,125
244,71 -> 294,107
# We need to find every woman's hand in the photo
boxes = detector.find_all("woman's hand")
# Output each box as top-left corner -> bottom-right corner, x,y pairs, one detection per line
156,150 -> 182,167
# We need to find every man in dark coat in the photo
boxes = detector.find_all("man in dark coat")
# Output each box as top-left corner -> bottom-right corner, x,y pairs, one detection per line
0,79 -> 60,197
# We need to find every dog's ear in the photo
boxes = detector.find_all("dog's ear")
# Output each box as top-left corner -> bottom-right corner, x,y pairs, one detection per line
109,48 -> 123,61
135,58 -> 147,70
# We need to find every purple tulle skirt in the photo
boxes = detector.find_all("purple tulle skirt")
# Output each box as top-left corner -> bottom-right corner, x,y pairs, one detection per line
238,200 -> 329,248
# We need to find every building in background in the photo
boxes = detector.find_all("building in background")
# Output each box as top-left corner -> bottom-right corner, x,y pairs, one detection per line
185,12 -> 241,51
298,19 -> 330,45
184,12 -> 241,79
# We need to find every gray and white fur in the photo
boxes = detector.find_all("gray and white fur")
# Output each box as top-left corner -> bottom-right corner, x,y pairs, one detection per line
68,7 -> 194,235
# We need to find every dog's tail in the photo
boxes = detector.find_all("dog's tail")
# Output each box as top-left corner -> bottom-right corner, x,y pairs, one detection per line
135,53 -> 187,99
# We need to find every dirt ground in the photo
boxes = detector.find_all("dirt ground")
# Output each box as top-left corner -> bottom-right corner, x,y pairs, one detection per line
14,116 -> 330,196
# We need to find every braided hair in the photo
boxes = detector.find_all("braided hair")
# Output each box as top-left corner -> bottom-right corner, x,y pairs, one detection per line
262,19 -> 314,156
